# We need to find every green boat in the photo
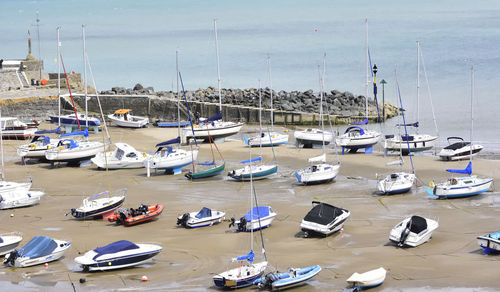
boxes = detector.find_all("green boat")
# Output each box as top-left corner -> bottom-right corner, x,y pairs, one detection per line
185,162 -> 225,180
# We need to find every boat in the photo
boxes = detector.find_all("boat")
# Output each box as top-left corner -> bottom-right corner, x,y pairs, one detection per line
0,117 -> 37,139
439,137 -> 483,161
154,120 -> 190,127
389,215 -> 438,247
230,206 -> 277,232
294,128 -> 333,148
0,232 -> 23,256
253,265 -> 322,290
182,20 -> 243,143
69,190 -> 126,220
346,267 -> 387,290
91,142 -> 147,169
477,231 -> 500,254
49,113 -> 101,127
177,207 -> 225,228
228,157 -> 278,181
74,240 -> 162,272
300,201 -> 350,237
427,66 -> 493,199
3,235 -> 71,268
108,204 -> 164,226
145,137 -> 198,175
107,109 -> 149,128
185,162 -> 225,179
45,128 -> 108,164
16,127 -> 62,160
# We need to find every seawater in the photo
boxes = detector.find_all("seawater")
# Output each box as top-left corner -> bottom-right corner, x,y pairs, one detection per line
1,0 -> 500,148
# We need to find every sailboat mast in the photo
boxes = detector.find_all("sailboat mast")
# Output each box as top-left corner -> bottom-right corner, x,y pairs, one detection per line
57,27 -> 61,127
318,64 -> 325,155
416,41 -> 420,134
249,147 -> 254,252
267,56 -> 273,131
82,25 -> 88,129
176,50 -> 181,148
0,108 -> 4,181
470,65 -> 474,163
364,19 -> 369,121
258,80 -> 262,135
214,20 -> 222,113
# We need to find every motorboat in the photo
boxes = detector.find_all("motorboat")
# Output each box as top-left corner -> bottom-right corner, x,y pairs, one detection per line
177,207 -> 225,228
16,127 -> 62,159
92,142 -> 147,169
70,190 -> 126,220
300,201 -> 350,237
336,125 -> 381,154
439,137 -> 483,161
254,265 -> 322,290
378,172 -> 416,195
108,204 -> 164,226
384,133 -> 437,154
389,215 -> 438,247
144,137 -> 198,175
182,113 -> 243,143
295,154 -> 340,185
294,128 -> 332,148
0,232 -> 23,256
0,180 -> 44,210
230,206 -> 277,232
74,240 -> 162,272
45,128 -> 108,164
49,113 -> 101,127
3,235 -> 70,268
213,250 -> 267,289
228,163 -> 278,181
107,109 -> 149,128
477,231 -> 500,254
0,117 -> 37,139
346,267 -> 387,290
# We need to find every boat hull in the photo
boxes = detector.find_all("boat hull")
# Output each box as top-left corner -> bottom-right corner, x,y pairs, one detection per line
185,163 -> 225,179
384,134 -> 437,154
82,251 -> 161,271
429,177 -> 492,199
246,132 -> 289,147
182,121 -> 243,142
213,261 -> 267,289
478,232 -> 500,254
72,197 -> 125,220
228,165 -> 278,181
107,114 -> 149,128
49,115 -> 101,126
45,142 -> 108,163
0,190 -> 44,210
295,164 -> 340,185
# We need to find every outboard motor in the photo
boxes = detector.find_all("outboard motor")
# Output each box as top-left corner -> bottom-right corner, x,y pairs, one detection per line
258,272 -> 277,289
0,194 -> 3,203
4,250 -> 19,267
237,217 -> 247,232
398,220 -> 413,247
229,217 -> 236,228
117,212 -> 128,225
177,213 -> 190,227
70,208 -> 77,217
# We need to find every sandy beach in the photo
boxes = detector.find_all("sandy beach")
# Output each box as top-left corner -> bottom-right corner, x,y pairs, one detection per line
0,124 -> 499,291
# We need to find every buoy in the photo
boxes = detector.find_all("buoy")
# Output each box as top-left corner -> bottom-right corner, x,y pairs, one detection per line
141,275 -> 148,281
10,213 -> 14,217
79,278 -> 86,284
314,28 -> 318,32
44,263 -> 48,268
340,227 -> 344,238
41,79 -> 47,85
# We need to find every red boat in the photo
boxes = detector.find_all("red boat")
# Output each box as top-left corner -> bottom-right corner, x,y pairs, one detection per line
108,204 -> 164,226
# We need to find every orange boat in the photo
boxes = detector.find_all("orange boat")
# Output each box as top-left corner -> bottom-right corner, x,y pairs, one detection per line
108,204 -> 164,226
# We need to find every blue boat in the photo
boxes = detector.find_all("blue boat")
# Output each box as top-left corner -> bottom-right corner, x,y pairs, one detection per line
230,206 -> 277,232
154,120 -> 190,127
49,113 -> 101,127
477,231 -> 500,254
253,265 -> 322,290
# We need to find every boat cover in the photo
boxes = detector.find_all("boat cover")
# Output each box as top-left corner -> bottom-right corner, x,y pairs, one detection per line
401,135 -> 414,141
88,190 -> 110,200
235,249 -> 254,262
244,206 -> 270,221
241,156 -> 261,164
350,118 -> 368,125
203,112 -> 222,123
33,136 -> 51,146
60,127 -> 89,138
114,109 -> 132,114
19,236 -> 57,259
35,126 -> 62,135
396,122 -> 419,127
409,216 -> 427,234
303,202 -> 344,225
156,136 -> 181,147
344,126 -> 365,135
446,161 -> 472,175
93,240 -> 139,260
195,207 -> 212,219
59,139 -> 79,149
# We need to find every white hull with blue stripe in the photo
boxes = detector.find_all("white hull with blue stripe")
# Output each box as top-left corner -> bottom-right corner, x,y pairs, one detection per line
428,176 -> 492,198
346,267 -> 387,290
253,265 -> 322,290
245,132 -> 289,147
477,231 -> 500,254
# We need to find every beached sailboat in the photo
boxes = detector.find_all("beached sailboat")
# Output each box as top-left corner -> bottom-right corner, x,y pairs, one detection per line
107,109 -> 149,128
17,127 -> 62,160
228,156 -> 278,181
336,20 -> 381,154
182,20 -> 243,143
185,133 -> 225,179
384,41 -> 438,154
427,66 -> 492,198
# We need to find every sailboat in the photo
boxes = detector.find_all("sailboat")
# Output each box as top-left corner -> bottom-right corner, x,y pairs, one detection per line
384,41 -> 438,154
213,149 -> 268,289
296,60 -> 340,185
378,73 -> 416,195
335,19 -> 381,154
185,134 -> 225,179
245,57 -> 288,147
427,65 -> 493,198
182,20 -> 243,143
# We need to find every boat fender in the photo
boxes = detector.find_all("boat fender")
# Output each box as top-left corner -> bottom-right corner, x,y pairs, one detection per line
30,144 -> 36,150
58,146 -> 63,151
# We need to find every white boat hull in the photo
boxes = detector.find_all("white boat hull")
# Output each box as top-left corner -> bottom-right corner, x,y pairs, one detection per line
439,144 -> 483,161
92,152 -> 146,169
5,239 -> 70,268
294,129 -> 332,147
45,141 -> 108,162
389,217 -> 438,247
108,114 -> 149,128
0,233 -> 23,256
430,176 -> 492,198
378,172 -> 416,194
213,261 -> 267,288
177,210 -> 226,228
183,121 -> 243,141
336,130 -> 380,149
145,149 -> 198,174
295,164 -> 339,185
246,132 -> 289,147
384,134 -> 437,153
347,267 -> 387,288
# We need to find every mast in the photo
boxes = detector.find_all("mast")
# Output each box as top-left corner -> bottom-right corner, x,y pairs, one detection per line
0,108 -> 4,181
176,50 -> 181,148
258,80 -> 262,135
470,65 -> 474,163
267,56 -> 273,131
416,41 -> 420,134
214,20 -> 222,113
82,25 -> 88,129
318,63 -> 325,156
364,19 -> 369,121
57,27 -> 61,127
249,146 -> 254,253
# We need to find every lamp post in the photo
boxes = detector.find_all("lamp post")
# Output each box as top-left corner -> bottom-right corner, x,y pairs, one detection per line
372,64 -> 380,122
380,79 -> 387,121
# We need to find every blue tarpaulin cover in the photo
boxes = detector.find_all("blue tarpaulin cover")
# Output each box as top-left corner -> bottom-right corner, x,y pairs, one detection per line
60,128 -> 89,138
241,156 -> 262,164
236,250 -> 255,262
93,240 -> 139,260
35,127 -> 62,135
0,237 -> 3,243
195,207 -> 212,219
447,161 -> 472,175
203,112 -> 222,123
59,139 -> 79,149
344,126 -> 365,135
244,206 -> 270,221
350,118 -> 368,125
19,236 -> 57,259
156,136 -> 180,147
198,161 -> 215,166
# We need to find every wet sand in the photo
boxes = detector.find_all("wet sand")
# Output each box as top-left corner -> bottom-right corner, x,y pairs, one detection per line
0,124 -> 499,291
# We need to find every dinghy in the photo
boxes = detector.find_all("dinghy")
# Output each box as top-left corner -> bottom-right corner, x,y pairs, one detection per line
254,265 -> 322,290
16,127 -> 62,159
185,132 -> 225,179
439,137 -> 483,161
228,159 -> 278,181
3,235 -> 70,268
92,142 -> 147,169
108,109 -> 149,128
108,204 -> 164,226
177,207 -> 225,228
0,232 -> 23,256
69,190 -> 126,220
477,231 -> 500,254
346,267 -> 387,290
230,206 -> 277,232
74,240 -> 162,272
300,201 -> 349,237
389,215 -> 438,247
